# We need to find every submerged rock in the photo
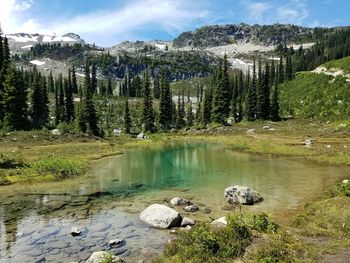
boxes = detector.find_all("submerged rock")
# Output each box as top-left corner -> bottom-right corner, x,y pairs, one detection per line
140,204 -> 182,229
170,197 -> 192,206
70,227 -> 81,237
109,239 -> 125,247
86,251 -> 124,263
224,185 -> 263,205
183,205 -> 199,212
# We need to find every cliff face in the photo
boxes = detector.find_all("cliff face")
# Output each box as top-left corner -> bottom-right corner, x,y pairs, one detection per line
173,23 -> 314,48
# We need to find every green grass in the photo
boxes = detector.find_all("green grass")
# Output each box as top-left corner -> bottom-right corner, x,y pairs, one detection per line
324,56 -> 350,74
154,213 -> 279,263
31,156 -> 84,178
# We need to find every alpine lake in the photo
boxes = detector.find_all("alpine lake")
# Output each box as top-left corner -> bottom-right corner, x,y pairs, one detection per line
0,141 -> 349,262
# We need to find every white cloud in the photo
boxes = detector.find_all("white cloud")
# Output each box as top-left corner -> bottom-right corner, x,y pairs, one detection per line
1,0 -> 209,46
247,2 -> 272,24
277,0 -> 309,25
0,0 -> 36,33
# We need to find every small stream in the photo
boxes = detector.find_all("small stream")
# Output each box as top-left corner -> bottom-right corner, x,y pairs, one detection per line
0,141 -> 348,262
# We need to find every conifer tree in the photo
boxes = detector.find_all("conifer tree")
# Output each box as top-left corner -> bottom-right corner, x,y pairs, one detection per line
278,55 -> 284,84
211,54 -> 231,124
246,60 -> 257,121
153,76 -> 160,99
48,70 -> 54,93
54,78 -> 60,125
202,87 -> 213,125
270,84 -> 280,121
58,74 -> 65,123
41,75 -> 49,126
123,98 -> 131,133
186,100 -> 194,127
2,37 -> 10,73
30,72 -> 45,129
65,77 -> 75,122
142,70 -> 155,133
85,62 -> 99,135
107,78 -> 113,95
158,73 -> 172,130
71,66 -> 78,94
175,92 -> 186,129
2,67 -> 29,130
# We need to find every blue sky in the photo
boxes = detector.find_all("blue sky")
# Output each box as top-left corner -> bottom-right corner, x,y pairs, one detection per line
1,0 -> 349,46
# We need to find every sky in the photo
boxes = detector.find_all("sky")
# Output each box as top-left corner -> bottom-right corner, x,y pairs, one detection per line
1,0 -> 349,47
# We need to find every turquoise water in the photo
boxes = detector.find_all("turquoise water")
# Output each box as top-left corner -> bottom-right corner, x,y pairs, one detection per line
0,141 -> 348,262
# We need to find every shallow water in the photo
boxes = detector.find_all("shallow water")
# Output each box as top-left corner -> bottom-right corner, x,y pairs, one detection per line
0,141 -> 348,262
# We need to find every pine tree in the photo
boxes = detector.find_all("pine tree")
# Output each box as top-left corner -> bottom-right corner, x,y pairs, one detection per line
41,75 -> 49,126
175,92 -> 185,129
91,62 -> 97,94
65,77 -> 75,122
30,72 -> 45,129
142,70 -> 155,133
153,76 -> 160,99
158,72 -> 172,131
270,84 -> 280,121
58,74 -> 65,123
2,37 -> 10,74
123,98 -> 131,133
54,78 -> 60,125
278,55 -> 284,84
2,67 -> 29,130
246,60 -> 257,121
48,70 -> 54,93
85,62 -> 99,135
186,100 -> 194,127
107,78 -> 113,95
202,87 -> 213,125
211,54 -> 231,124
71,66 -> 78,94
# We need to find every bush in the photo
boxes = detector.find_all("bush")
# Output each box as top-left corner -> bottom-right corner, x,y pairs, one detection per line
254,232 -> 297,263
31,157 -> 84,178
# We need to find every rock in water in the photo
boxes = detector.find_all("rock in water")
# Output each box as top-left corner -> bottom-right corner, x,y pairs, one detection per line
86,251 -> 124,263
183,205 -> 199,212
170,197 -> 192,206
224,186 -> 263,205
70,227 -> 81,237
140,204 -> 182,229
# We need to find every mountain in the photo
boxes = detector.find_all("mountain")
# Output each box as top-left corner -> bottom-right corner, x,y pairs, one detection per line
6,32 -> 85,52
173,23 -> 314,48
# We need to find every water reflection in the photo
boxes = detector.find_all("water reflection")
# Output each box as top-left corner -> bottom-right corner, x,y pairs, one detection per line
0,141 -> 348,262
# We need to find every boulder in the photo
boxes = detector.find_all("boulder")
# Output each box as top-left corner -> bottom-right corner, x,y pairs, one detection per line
70,227 -> 81,237
246,129 -> 256,134
140,204 -> 182,229
224,185 -> 263,205
136,133 -> 144,140
211,217 -> 227,228
183,205 -> 199,212
263,126 -> 271,130
86,251 -> 124,263
113,129 -> 122,136
170,197 -> 192,206
181,217 -> 195,227
51,129 -> 61,136
343,179 -> 349,184
109,239 -> 125,247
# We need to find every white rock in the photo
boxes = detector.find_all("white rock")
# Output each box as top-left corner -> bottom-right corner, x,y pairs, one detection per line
181,217 -> 195,227
170,197 -> 192,206
263,126 -> 271,130
137,133 -> 144,139
86,251 -> 124,263
224,185 -> 263,205
326,145 -> 331,148
71,227 -> 81,236
113,129 -> 122,136
305,138 -> 316,145
51,129 -> 61,136
180,225 -> 192,231
140,204 -> 182,229
211,217 -> 227,227
109,239 -> 124,246
246,129 -> 256,134
343,179 -> 349,184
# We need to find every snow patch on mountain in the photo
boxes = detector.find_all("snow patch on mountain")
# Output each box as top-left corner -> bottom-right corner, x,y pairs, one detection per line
21,45 -> 33,49
30,60 -> 46,66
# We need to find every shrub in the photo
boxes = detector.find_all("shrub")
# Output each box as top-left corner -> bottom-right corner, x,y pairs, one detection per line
31,157 -> 84,178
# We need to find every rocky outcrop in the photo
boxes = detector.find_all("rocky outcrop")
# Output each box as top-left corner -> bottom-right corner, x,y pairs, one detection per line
211,217 -> 227,227
224,186 -> 263,205
86,251 -> 124,263
173,23 -> 313,48
140,204 -> 182,229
